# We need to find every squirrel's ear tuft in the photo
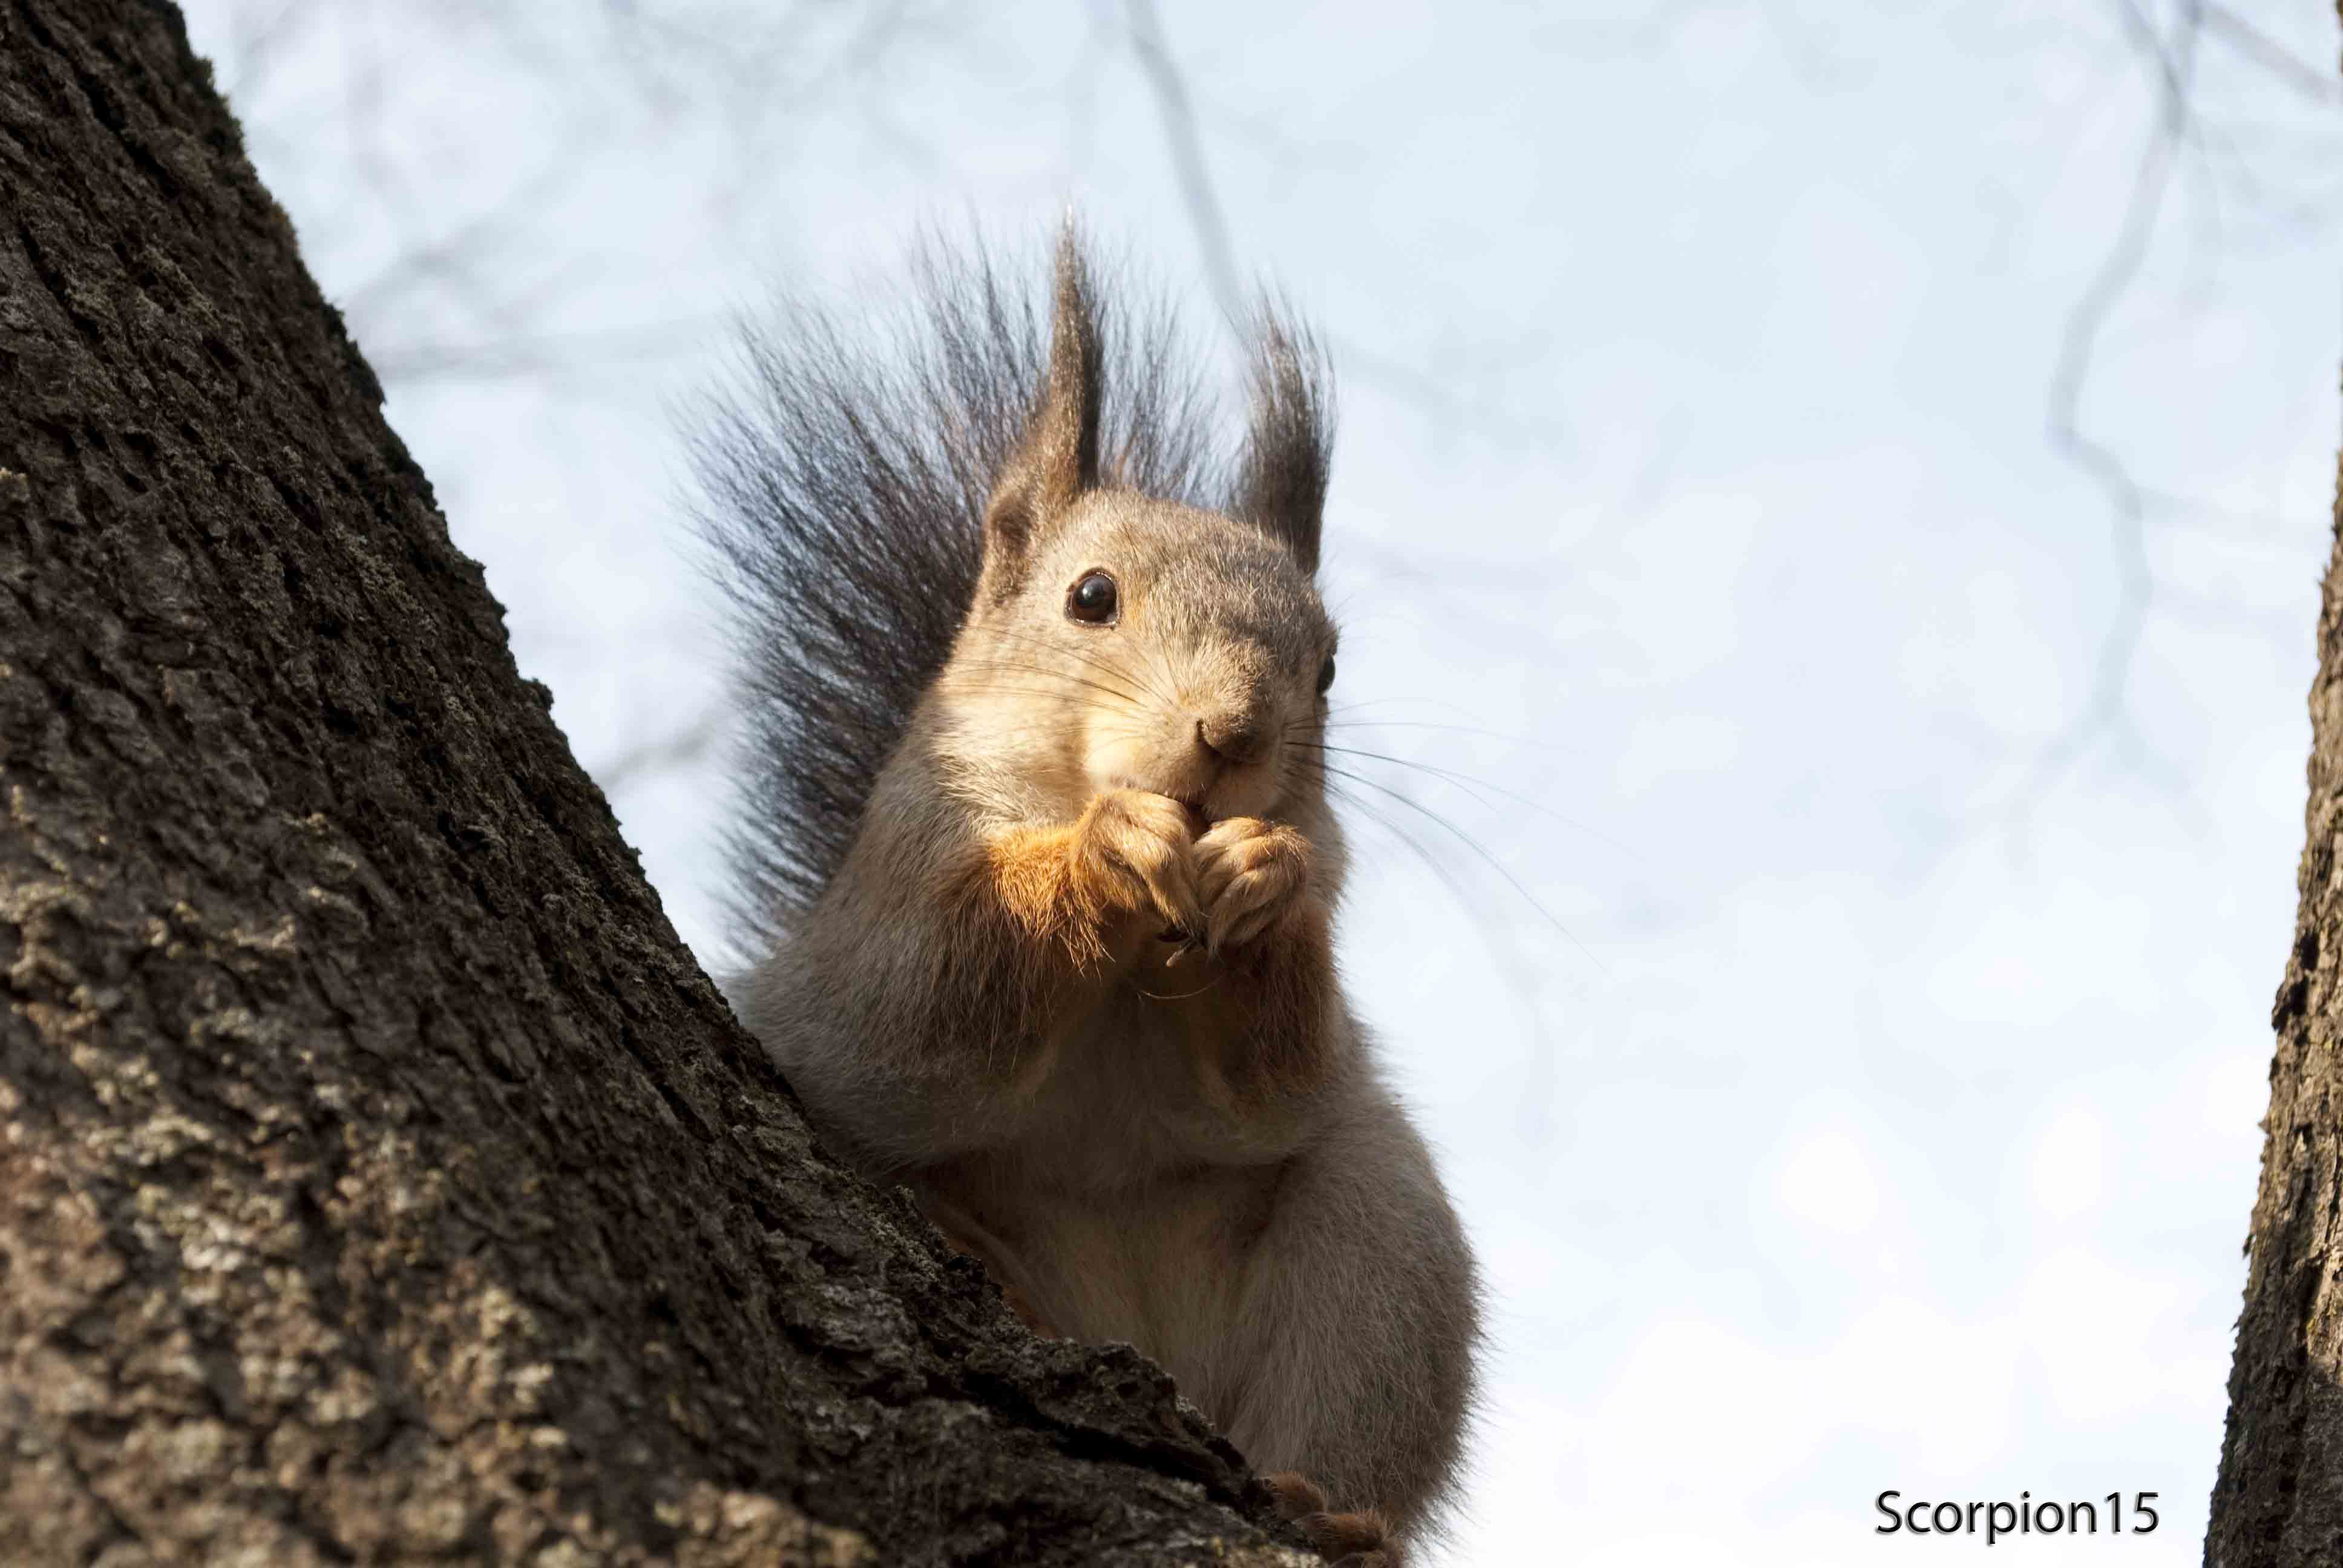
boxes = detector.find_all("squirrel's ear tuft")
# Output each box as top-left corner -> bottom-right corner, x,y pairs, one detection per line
983,229 -> 1103,593
1232,312 -> 1332,575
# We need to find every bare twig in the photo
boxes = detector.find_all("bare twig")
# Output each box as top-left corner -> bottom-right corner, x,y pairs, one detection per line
1999,0 -> 2206,822
1115,0 -> 1572,449
594,709 -> 732,795
1121,0 -> 1249,335
2201,2 -> 2343,105
366,316 -> 726,385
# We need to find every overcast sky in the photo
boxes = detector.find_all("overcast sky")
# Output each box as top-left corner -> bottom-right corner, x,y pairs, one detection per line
180,2 -> 2342,1561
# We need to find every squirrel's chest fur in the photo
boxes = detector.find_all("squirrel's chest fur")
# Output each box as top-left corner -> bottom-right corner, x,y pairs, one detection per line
918,979 -> 1335,1410
752,936 -> 1340,1411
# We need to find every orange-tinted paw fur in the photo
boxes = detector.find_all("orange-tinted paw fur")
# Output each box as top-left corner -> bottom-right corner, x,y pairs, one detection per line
1073,788 -> 1203,935
1264,1471 -> 1395,1567
1192,817 -> 1310,953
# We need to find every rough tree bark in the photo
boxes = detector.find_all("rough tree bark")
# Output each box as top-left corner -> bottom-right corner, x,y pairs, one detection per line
2202,16 -> 2343,1557
0,2 -> 1319,1563
2207,436 -> 2343,1566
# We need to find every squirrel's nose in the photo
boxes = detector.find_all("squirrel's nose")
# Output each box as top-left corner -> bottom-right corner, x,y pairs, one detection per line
1195,712 -> 1266,766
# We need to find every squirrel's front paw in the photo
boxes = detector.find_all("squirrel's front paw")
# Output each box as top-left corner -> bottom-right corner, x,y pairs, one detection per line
1073,789 -> 1204,935
1192,817 -> 1311,954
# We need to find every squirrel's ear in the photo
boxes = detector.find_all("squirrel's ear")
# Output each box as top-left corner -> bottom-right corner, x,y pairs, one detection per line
1231,312 -> 1332,575
983,233 -> 1102,593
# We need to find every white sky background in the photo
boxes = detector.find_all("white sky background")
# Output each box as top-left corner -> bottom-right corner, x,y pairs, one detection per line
179,2 -> 2342,1561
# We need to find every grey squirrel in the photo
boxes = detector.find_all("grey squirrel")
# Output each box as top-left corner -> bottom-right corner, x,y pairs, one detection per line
700,229 -> 1481,1563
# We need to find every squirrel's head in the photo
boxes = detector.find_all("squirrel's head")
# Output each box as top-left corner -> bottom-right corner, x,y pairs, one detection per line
935,239 -> 1336,826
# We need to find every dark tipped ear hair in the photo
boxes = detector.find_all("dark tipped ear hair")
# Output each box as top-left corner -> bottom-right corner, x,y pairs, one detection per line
697,223 -> 1312,937
1231,311 -> 1333,574
981,228 -> 1103,594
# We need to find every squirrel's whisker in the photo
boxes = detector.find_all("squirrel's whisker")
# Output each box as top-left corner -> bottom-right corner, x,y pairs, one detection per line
981,627 -> 1168,707
962,660 -> 1145,709
1314,761 -> 1597,969
1296,738 -> 1634,855
1296,742 -> 1505,815
1326,717 -> 1542,745
1138,642 -> 1190,719
1316,778 -> 1489,932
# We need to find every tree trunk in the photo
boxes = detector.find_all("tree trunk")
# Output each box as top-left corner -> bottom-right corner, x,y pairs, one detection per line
0,3 -> 1314,1563
2206,460 -> 2343,1555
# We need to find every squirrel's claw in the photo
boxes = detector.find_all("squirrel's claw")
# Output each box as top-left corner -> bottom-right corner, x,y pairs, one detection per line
1193,817 -> 1310,955
1158,927 -> 1207,967
1263,1472 -> 1395,1567
1076,788 -> 1205,935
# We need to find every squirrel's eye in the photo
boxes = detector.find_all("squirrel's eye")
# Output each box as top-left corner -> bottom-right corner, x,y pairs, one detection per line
1067,571 -> 1119,625
1316,655 -> 1337,695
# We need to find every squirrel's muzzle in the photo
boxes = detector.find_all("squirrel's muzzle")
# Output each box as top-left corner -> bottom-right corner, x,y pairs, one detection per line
1195,711 -> 1268,767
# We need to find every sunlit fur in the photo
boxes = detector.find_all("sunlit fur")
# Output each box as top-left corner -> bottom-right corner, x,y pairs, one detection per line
717,230 -> 1480,1557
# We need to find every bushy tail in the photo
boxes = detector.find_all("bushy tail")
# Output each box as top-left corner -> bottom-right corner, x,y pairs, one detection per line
694,230 -> 1326,953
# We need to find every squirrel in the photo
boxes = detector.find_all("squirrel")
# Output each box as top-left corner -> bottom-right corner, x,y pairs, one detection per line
699,229 -> 1481,1563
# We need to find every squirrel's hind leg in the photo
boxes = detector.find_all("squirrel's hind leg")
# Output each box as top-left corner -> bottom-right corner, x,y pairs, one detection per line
1223,1093 -> 1478,1554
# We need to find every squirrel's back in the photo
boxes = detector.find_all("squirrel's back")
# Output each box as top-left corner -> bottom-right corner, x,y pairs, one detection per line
693,233 -> 1326,950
